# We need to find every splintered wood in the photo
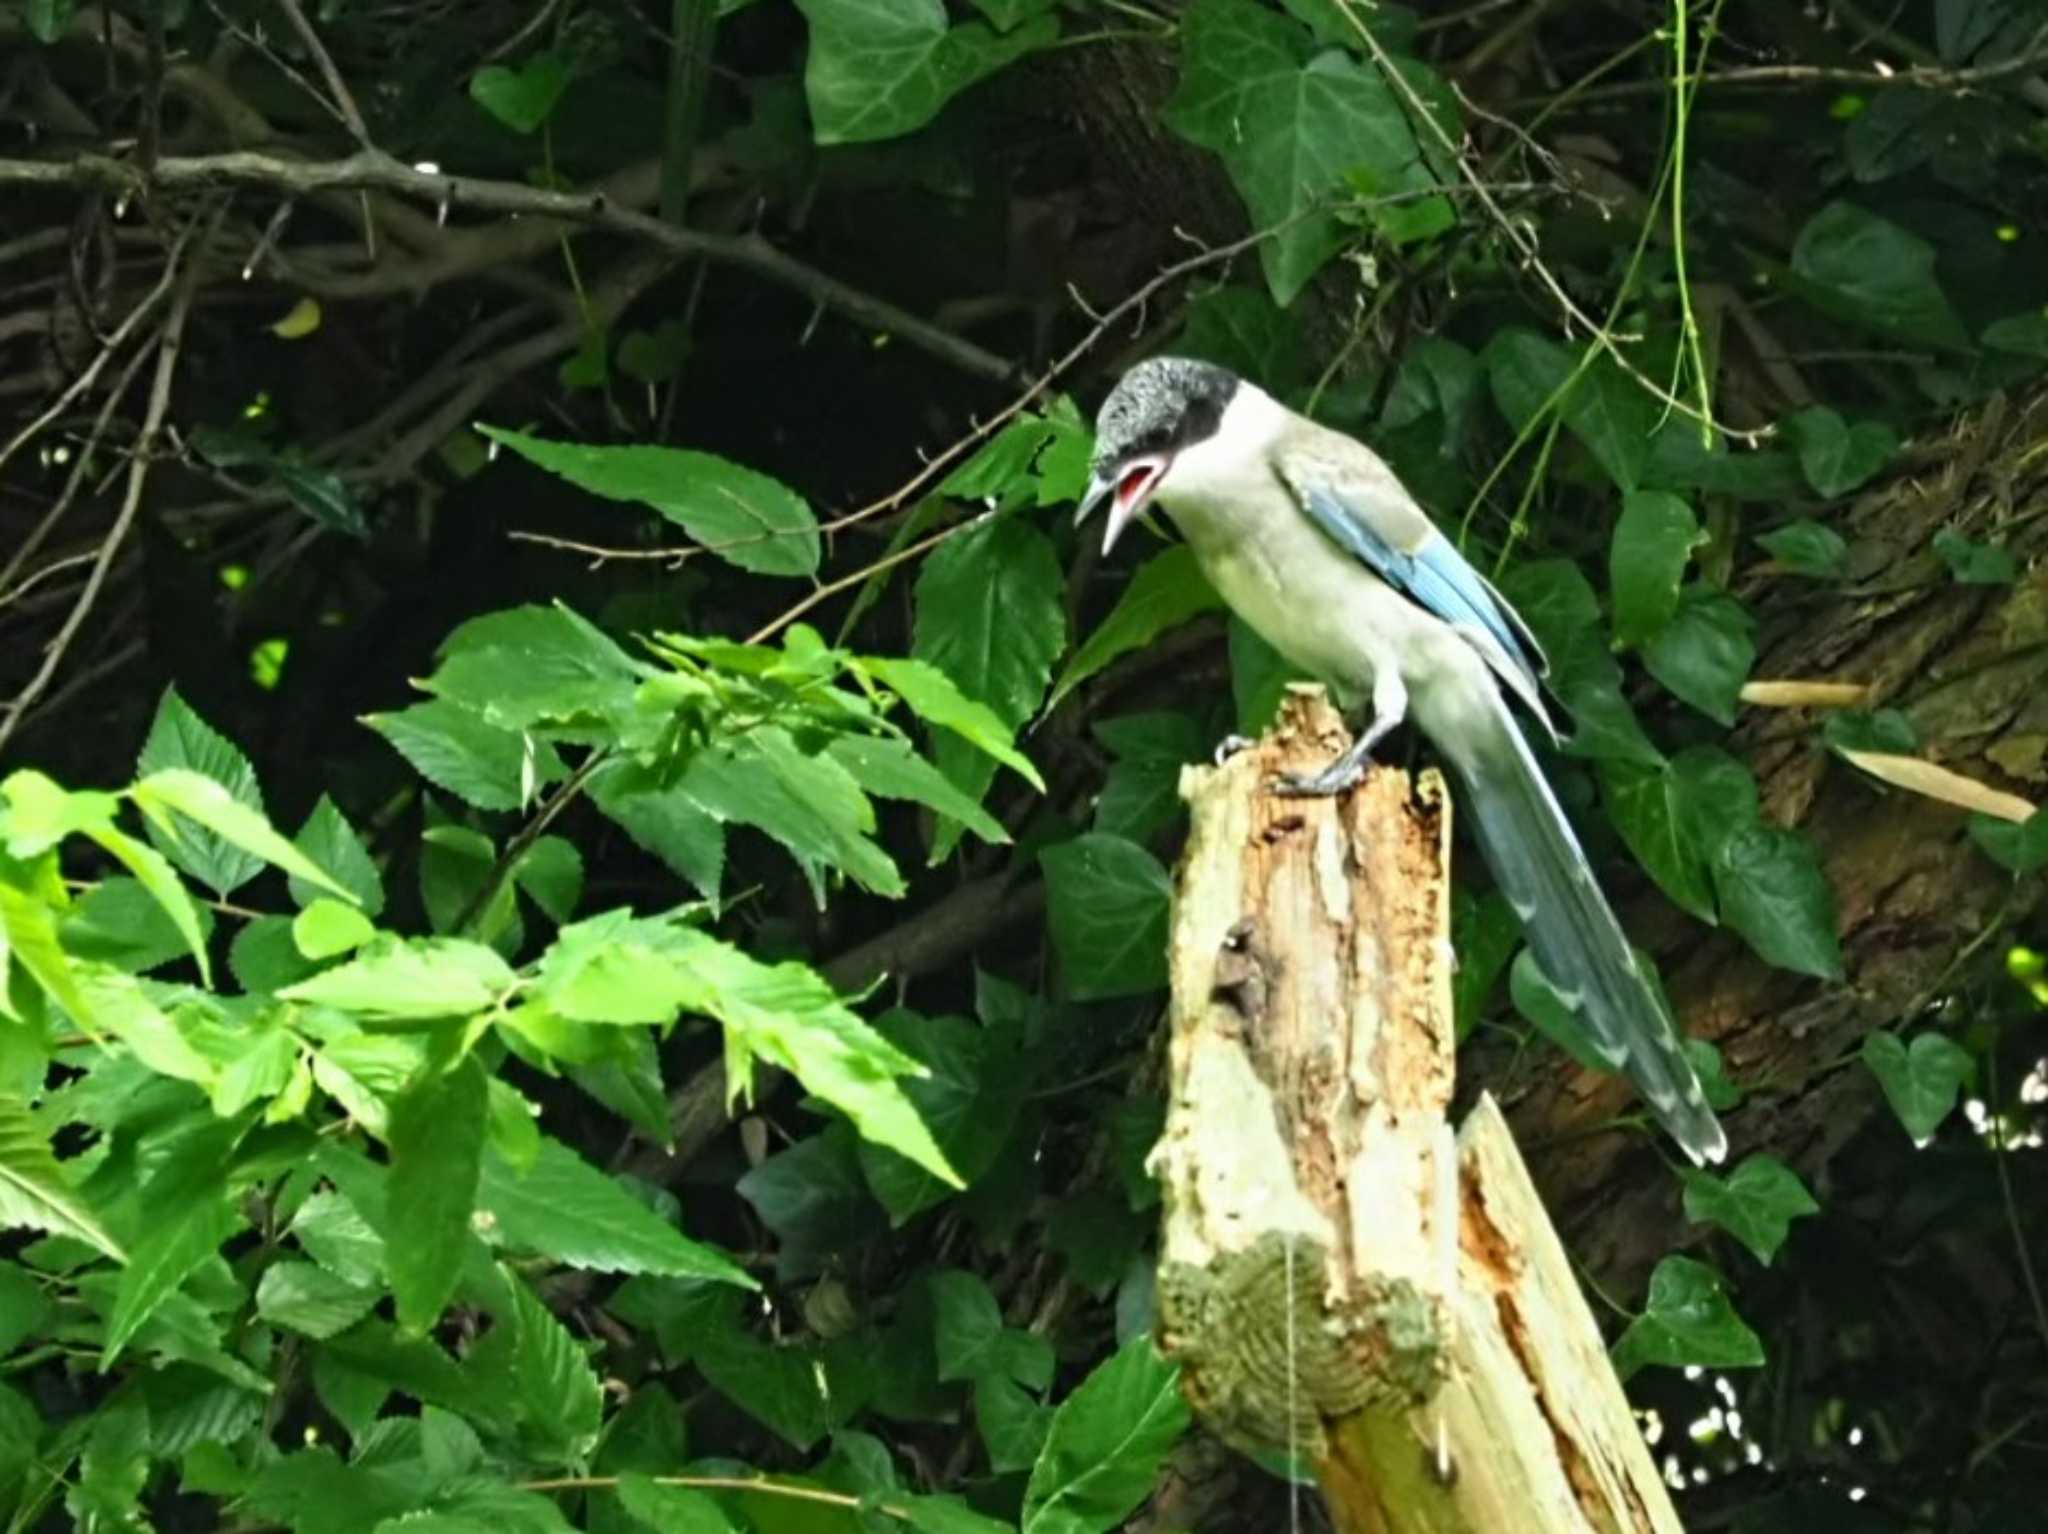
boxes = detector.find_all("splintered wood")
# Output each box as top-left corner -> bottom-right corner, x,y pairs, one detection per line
1150,687 -> 1682,1534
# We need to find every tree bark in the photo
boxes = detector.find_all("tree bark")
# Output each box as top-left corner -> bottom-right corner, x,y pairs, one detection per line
1155,688 -> 1681,1533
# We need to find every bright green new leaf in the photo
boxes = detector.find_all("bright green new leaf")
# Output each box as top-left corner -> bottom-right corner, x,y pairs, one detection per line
535,910 -> 695,1023
1712,825 -> 1842,979
1041,834 -> 1171,1001
1049,545 -> 1224,712
1611,1256 -> 1765,1380
826,735 -> 1010,853
481,428 -> 820,575
668,928 -> 957,1185
1863,1031 -> 1974,1145
132,769 -> 354,903
477,1137 -> 753,1285
290,796 -> 385,917
861,656 -> 1043,789
1609,491 -> 1704,648
792,0 -> 1056,145
1682,1154 -> 1820,1265
293,899 -> 376,961
82,823 -> 213,985
1020,1336 -> 1190,1534
280,936 -> 515,1019
386,1057 -> 489,1332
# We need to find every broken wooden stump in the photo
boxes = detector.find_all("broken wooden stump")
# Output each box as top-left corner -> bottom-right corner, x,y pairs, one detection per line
1150,686 -> 1682,1534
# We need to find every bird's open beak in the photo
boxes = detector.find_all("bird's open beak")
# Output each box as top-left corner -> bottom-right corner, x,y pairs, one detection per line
1075,454 -> 1169,556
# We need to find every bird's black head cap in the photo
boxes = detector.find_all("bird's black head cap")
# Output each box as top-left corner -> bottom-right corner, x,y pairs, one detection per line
1090,357 -> 1239,476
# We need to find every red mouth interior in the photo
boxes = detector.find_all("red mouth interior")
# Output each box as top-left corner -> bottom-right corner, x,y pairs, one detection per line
1117,461 -> 1163,513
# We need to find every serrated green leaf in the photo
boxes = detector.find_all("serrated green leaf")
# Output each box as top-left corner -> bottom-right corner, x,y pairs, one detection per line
512,836 -> 582,924
477,1136 -> 753,1285
1050,545 -> 1223,714
82,824 -> 212,985
364,700 -> 564,813
826,734 -> 1010,853
1756,519 -> 1848,577
1040,834 -> 1171,1001
1713,825 -> 1842,979
792,0 -> 1056,145
1021,1336 -> 1189,1534
1863,1031 -> 1974,1144
135,688 -> 267,896
290,796 -> 385,917
588,759 -> 725,901
1682,1154 -> 1820,1265
0,1092 -> 124,1260
132,769 -> 353,902
280,936 -> 515,1019
256,1259 -> 379,1339
861,656 -> 1043,789
1611,1256 -> 1764,1380
1610,491 -> 1704,648
681,726 -> 902,896
386,1057 -> 488,1332
857,1010 -> 1025,1222
60,876 -> 216,978
103,1119 -> 247,1363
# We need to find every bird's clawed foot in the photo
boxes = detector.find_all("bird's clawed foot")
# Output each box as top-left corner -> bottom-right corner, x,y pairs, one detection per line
1211,734 -> 1256,766
1271,756 -> 1369,798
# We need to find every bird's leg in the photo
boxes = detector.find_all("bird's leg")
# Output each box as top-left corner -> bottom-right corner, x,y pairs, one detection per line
1273,668 -> 1406,797
1212,734 -> 1256,766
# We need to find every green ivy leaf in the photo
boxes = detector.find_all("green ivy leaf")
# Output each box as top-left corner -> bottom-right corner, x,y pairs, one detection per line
1165,0 -> 1452,303
1681,1154 -> 1820,1265
1756,519 -> 1848,577
386,1057 -> 489,1333
1862,1031 -> 1974,1145
480,428 -> 820,576
1643,586 -> 1755,726
1787,202 -> 1971,349
1021,1336 -> 1190,1534
26,0 -> 75,45
1684,1037 -> 1745,1112
1040,834 -> 1172,1001
857,1010 -> 1025,1222
1048,545 -> 1224,713
470,52 -> 570,134
1821,708 -> 1918,759
1931,529 -> 2018,585
1609,491 -> 1705,648
792,0 -> 1056,145
1713,825 -> 1843,980
134,687 -> 266,896
1785,406 -> 1897,497
1092,713 -> 1206,846
1968,807 -> 2048,874
1600,757 -> 1715,922
1450,886 -> 1519,1040
1611,1256 -> 1765,1380
1498,559 -> 1662,767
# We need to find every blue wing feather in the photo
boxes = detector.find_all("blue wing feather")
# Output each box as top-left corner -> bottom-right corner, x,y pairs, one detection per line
1295,482 -> 1547,693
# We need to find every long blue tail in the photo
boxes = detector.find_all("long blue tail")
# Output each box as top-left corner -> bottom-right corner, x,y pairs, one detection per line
1447,702 -> 1728,1165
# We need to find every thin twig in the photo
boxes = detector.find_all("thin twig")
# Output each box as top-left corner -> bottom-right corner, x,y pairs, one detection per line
0,230 -> 204,754
0,227 -> 191,481
0,148 -> 1019,385
273,0 -> 371,145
